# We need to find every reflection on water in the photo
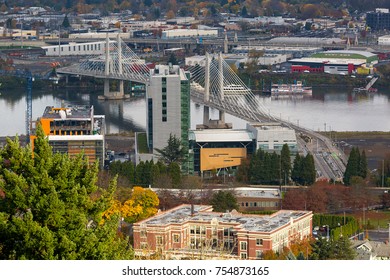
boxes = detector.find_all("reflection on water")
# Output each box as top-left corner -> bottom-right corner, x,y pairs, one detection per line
0,87 -> 389,137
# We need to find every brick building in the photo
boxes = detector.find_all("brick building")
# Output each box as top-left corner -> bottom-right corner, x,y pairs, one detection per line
133,204 -> 313,259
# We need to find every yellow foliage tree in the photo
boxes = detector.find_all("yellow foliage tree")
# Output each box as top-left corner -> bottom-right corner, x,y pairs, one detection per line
102,187 -> 159,224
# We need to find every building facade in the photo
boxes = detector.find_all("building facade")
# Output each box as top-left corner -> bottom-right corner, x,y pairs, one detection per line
366,9 -> 390,31
146,64 -> 192,173
133,204 -> 313,259
30,105 -> 105,168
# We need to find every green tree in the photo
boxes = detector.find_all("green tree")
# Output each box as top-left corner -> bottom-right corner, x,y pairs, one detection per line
281,144 -> 291,185
154,134 -> 187,165
310,236 -> 355,260
62,14 -> 71,29
302,153 -> 316,186
0,126 -> 133,260
344,147 -> 360,185
291,153 -> 303,184
358,150 -> 368,179
168,162 -> 181,188
210,190 -> 239,212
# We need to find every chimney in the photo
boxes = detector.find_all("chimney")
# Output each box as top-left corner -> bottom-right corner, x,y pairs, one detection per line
191,204 -> 194,216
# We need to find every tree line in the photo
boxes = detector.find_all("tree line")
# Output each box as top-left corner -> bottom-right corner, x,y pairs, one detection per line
237,143 -> 316,186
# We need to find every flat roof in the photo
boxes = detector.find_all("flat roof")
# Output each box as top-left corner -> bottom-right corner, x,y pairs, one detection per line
289,57 -> 366,65
42,105 -> 93,120
152,187 -> 281,199
189,129 -> 253,142
140,204 -> 311,233
48,135 -> 104,141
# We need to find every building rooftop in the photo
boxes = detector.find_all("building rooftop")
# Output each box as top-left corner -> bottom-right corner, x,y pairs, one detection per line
289,57 -> 367,66
42,105 -> 93,120
189,129 -> 253,142
139,204 -> 311,233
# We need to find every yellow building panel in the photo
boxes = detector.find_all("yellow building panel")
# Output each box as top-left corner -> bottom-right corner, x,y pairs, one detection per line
200,148 -> 247,171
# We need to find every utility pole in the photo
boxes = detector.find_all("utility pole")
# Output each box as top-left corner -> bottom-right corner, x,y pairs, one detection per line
382,159 -> 385,188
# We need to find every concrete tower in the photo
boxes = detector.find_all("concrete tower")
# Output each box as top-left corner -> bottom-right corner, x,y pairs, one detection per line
146,64 -> 192,173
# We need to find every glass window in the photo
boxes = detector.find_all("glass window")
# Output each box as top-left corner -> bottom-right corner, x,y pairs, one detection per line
240,241 -> 247,250
156,236 -> 163,245
256,238 -> 263,246
240,252 -> 247,259
173,234 -> 180,243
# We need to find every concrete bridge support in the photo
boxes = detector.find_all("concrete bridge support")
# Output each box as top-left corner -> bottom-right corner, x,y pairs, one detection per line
101,33 -> 126,100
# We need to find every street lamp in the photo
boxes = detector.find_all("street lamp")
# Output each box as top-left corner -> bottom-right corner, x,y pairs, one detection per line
323,225 -> 330,241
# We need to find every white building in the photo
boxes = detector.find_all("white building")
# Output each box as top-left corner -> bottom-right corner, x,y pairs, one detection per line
42,41 -> 110,56
146,65 -> 191,168
161,29 -> 218,39
68,32 -> 130,40
378,35 -> 390,45
246,123 -> 297,153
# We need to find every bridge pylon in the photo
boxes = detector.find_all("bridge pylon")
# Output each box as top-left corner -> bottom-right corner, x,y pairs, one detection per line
101,33 -> 126,100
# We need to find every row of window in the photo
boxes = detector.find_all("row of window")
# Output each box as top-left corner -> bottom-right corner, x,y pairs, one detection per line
52,43 -> 103,53
241,201 -> 279,208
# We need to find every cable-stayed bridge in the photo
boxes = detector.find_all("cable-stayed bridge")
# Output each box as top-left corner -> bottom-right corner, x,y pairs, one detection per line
57,35 -> 346,181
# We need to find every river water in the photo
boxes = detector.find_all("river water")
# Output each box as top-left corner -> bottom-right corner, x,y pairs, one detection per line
0,86 -> 389,137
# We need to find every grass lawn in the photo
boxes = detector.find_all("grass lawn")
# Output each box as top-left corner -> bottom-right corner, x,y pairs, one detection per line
349,210 -> 390,229
137,132 -> 149,154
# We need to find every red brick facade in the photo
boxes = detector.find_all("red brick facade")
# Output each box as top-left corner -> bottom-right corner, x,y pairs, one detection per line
133,204 -> 313,260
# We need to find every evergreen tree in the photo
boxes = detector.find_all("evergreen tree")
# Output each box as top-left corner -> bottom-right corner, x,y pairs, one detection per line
210,191 -> 239,212
135,161 -> 145,185
0,126 -> 133,260
292,153 -> 303,185
302,153 -> 316,186
62,14 -> 70,29
168,162 -> 181,188
343,147 -> 360,185
281,144 -> 291,185
154,134 -> 186,165
358,150 -> 368,179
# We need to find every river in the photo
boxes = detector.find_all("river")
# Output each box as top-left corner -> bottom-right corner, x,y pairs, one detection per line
0,86 -> 389,137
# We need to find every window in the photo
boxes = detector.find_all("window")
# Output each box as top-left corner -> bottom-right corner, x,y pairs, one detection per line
256,238 -> 263,246
156,236 -> 163,245
240,241 -> 247,251
162,116 -> 167,122
140,242 -> 148,249
240,252 -> 247,259
140,230 -> 146,238
173,234 -> 180,243
256,250 -> 263,259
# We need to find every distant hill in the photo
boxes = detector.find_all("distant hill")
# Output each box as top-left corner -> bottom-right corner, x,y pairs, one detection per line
2,0 -> 390,18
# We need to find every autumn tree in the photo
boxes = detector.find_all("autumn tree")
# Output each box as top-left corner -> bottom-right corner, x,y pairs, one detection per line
103,186 -> 159,224
0,126 -> 133,260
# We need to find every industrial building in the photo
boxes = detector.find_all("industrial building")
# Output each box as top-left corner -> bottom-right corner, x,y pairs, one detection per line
290,50 -> 378,74
30,105 -> 105,168
146,64 -> 192,173
133,204 -> 313,259
42,41 -> 110,56
161,28 -> 218,39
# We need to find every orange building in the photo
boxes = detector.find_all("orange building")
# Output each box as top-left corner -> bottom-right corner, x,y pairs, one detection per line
30,105 -> 105,167
133,204 -> 313,260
